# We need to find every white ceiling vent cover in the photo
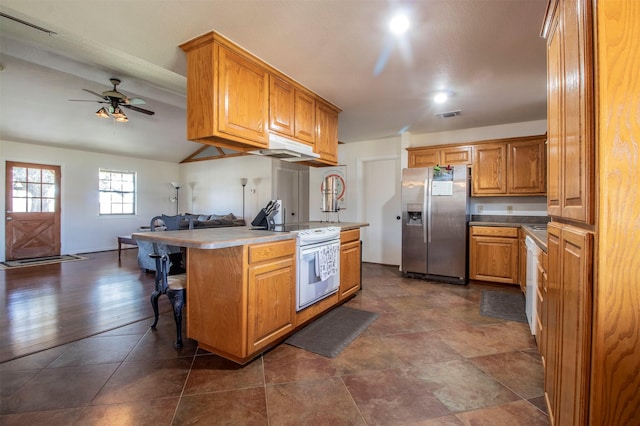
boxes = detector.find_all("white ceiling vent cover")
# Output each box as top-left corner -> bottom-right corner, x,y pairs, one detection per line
434,110 -> 461,119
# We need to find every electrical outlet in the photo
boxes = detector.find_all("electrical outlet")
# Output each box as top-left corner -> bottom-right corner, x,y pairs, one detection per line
506,205 -> 513,214
477,205 -> 484,213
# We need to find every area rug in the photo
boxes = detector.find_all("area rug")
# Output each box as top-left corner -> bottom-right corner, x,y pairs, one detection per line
480,290 -> 527,323
1,254 -> 88,269
285,306 -> 379,358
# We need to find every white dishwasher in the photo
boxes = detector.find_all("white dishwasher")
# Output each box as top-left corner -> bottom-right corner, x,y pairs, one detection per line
525,236 -> 540,335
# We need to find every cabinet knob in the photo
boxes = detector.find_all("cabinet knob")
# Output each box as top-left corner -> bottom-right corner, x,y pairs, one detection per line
396,216 -> 401,220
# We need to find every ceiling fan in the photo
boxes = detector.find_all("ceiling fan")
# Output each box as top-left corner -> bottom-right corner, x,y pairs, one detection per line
70,78 -> 155,122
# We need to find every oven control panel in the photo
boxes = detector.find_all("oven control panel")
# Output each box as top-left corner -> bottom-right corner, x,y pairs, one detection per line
296,226 -> 340,244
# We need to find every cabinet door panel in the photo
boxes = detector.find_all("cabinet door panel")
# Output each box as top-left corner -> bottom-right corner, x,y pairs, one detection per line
315,100 -> 339,163
409,149 -> 439,168
217,45 -> 268,144
340,240 -> 361,300
509,140 -> 546,195
556,225 -> 592,426
472,144 -> 507,195
441,146 -> 471,165
519,230 -> 527,291
247,257 -> 295,352
547,18 -> 562,216
269,75 -> 294,136
559,0 -> 595,223
294,90 -> 316,144
469,235 -> 518,283
545,224 -> 560,425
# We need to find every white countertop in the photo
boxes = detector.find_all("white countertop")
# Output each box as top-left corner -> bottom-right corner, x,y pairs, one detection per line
132,222 -> 368,249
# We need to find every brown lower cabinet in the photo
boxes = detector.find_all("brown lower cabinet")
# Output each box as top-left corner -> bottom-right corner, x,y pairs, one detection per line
339,229 -> 361,300
519,228 -> 527,291
544,223 -> 593,425
186,239 -> 297,364
469,226 -> 519,284
536,249 -> 547,354
183,230 -> 363,364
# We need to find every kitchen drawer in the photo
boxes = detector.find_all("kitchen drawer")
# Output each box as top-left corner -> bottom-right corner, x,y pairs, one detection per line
340,229 -> 360,244
471,226 -> 519,238
248,239 -> 296,264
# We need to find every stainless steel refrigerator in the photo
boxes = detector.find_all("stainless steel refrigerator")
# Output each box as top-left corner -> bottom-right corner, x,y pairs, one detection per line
401,165 -> 469,284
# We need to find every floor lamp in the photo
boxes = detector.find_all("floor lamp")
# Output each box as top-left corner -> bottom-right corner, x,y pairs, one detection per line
171,182 -> 181,215
241,178 -> 248,220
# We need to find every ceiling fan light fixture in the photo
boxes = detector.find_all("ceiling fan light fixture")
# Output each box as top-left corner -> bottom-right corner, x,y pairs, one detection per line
112,106 -> 127,119
115,115 -> 128,123
95,107 -> 109,118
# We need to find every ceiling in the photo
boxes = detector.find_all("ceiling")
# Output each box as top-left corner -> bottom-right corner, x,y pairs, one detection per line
0,0 -> 549,164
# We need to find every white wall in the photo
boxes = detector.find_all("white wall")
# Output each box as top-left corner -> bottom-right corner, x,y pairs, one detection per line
309,136 -> 402,223
1,140 -> 179,260
469,196 -> 548,217
178,155 -> 274,222
407,120 -> 547,148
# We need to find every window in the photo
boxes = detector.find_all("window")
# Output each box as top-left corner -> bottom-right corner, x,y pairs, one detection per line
11,165 -> 57,213
99,169 -> 136,215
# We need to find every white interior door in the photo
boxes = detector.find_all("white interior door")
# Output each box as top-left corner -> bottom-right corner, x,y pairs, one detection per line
362,157 -> 402,265
274,165 -> 309,225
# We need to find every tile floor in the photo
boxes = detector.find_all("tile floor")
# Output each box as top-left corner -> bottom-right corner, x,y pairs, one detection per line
0,264 -> 549,425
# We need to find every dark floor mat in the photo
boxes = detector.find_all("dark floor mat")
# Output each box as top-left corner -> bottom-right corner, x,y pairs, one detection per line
285,306 -> 379,358
480,290 -> 527,323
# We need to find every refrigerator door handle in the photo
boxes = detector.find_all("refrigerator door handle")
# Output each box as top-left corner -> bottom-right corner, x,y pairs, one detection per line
423,178 -> 428,243
426,176 -> 432,243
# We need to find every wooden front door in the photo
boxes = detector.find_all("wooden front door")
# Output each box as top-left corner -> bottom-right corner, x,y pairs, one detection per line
5,162 -> 61,260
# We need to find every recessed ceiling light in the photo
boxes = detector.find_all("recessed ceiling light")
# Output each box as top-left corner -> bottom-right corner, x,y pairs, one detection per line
389,13 -> 410,35
433,92 -> 448,104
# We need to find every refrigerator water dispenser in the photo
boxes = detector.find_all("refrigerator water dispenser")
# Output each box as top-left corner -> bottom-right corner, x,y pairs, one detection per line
408,211 -> 422,225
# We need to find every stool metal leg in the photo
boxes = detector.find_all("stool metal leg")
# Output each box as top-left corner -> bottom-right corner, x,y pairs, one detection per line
168,289 -> 185,349
150,290 -> 161,329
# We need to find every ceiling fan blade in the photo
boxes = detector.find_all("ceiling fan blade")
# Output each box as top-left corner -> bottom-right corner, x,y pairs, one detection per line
69,99 -> 108,103
82,89 -> 107,99
123,104 -> 155,116
127,98 -> 146,105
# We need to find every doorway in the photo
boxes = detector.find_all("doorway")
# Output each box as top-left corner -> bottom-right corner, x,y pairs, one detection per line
273,162 -> 309,225
361,157 -> 402,265
5,161 -> 61,260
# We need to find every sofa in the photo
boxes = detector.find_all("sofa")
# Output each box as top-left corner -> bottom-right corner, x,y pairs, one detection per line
137,213 -> 246,271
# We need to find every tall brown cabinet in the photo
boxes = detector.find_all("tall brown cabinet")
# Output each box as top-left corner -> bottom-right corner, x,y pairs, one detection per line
541,1 -> 639,425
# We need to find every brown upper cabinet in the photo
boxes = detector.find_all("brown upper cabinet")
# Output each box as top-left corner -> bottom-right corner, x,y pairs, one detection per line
508,138 -> 547,195
180,31 -> 340,164
408,135 -> 546,197
269,75 -> 316,145
472,143 -> 508,195
180,33 -> 269,150
544,0 -> 594,224
407,145 -> 471,168
472,135 -> 546,196
313,99 -> 339,164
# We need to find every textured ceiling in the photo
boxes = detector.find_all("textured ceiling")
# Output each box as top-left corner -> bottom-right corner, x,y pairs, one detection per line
0,0 -> 549,163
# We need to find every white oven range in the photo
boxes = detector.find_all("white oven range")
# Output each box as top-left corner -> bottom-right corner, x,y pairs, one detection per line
294,226 -> 341,311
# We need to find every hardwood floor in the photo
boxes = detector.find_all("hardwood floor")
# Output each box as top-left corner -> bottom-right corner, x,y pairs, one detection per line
0,248 -> 169,362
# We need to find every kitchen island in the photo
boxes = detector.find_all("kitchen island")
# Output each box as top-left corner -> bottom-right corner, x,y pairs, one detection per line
132,222 -> 367,364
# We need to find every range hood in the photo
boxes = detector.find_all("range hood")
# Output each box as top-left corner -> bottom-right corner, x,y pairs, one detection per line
249,133 -> 320,162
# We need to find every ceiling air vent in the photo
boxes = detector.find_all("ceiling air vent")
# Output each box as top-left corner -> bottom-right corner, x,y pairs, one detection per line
434,110 -> 461,119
